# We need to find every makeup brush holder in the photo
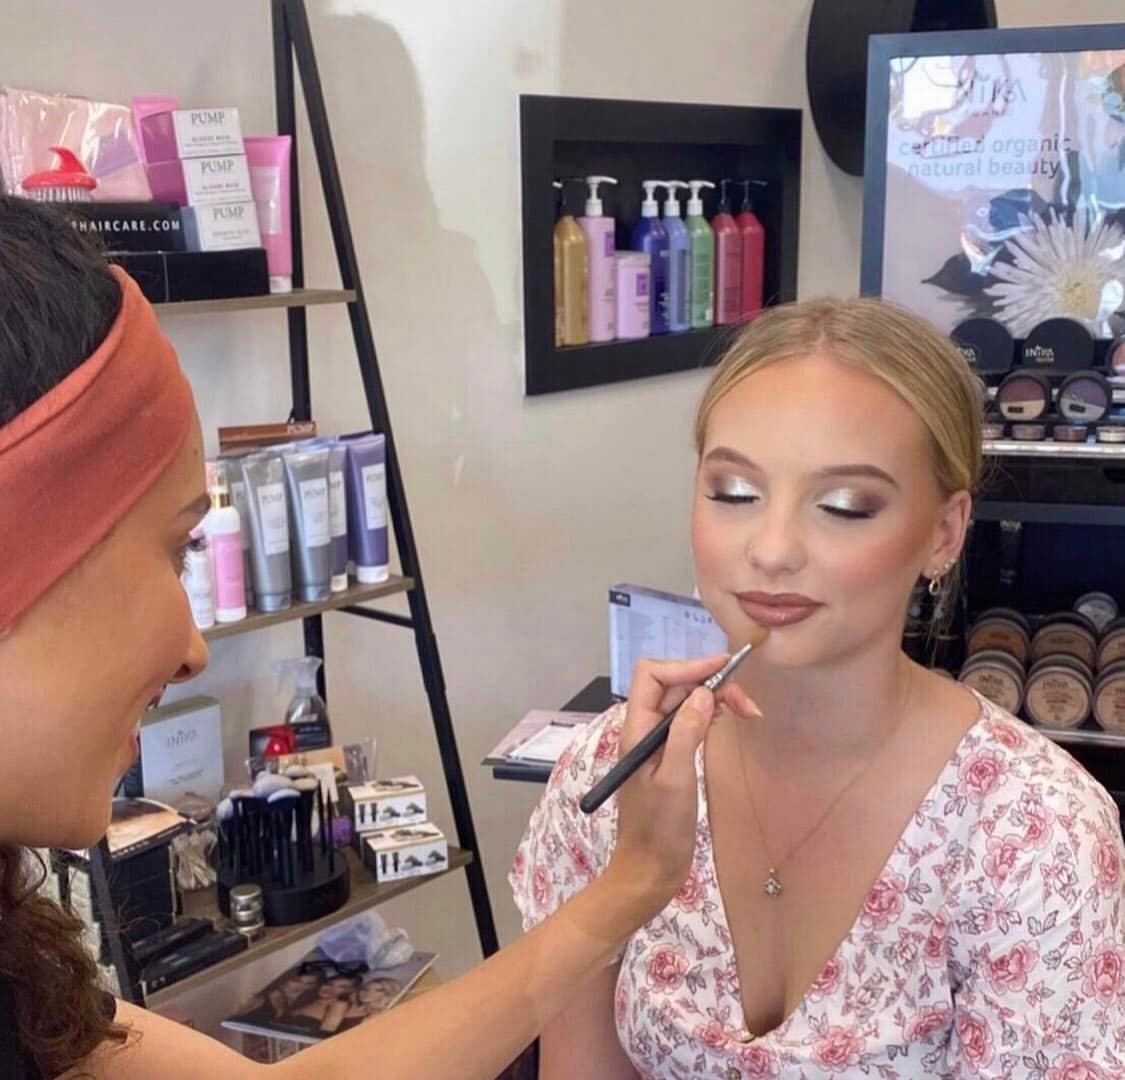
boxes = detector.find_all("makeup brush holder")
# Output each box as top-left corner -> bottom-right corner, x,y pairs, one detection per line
217,847 -> 349,927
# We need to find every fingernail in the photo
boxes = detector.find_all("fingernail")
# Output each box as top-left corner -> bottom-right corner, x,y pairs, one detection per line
687,687 -> 714,717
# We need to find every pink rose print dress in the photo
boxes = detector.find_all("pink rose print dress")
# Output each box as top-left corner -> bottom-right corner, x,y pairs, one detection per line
511,693 -> 1125,1078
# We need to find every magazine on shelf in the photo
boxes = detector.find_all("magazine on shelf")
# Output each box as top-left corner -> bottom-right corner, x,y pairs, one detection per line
222,947 -> 436,1045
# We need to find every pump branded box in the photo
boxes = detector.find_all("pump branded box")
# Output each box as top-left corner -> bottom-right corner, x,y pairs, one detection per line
609,583 -> 728,697
146,154 -> 253,207
361,823 -> 447,883
181,202 -> 261,251
344,776 -> 427,835
139,107 -> 244,160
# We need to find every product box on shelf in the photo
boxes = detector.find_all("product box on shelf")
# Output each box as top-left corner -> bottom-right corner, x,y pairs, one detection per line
146,154 -> 253,207
137,695 -> 224,809
361,822 -> 448,883
110,248 -> 269,303
343,776 -> 427,834
181,202 -> 262,252
66,201 -> 185,253
138,107 -> 244,161
609,583 -> 728,697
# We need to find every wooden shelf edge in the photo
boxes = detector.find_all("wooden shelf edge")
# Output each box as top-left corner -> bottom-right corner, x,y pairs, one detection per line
203,576 -> 414,642
145,847 -> 472,1007
154,288 -> 356,317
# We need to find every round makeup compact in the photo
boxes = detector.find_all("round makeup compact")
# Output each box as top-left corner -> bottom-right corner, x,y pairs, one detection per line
966,615 -> 1031,665
1011,422 -> 1046,441
1052,423 -> 1088,442
951,317 -> 1015,380
1093,660 -> 1125,732
1022,317 -> 1095,373
976,607 -> 1031,634
1096,423 -> 1125,444
1074,591 -> 1118,635
1025,655 -> 1094,729
1097,617 -> 1125,670
981,420 -> 1006,441
997,370 -> 1051,421
1030,614 -> 1098,670
1058,370 -> 1111,423
1107,333 -> 1125,378
959,649 -> 1025,714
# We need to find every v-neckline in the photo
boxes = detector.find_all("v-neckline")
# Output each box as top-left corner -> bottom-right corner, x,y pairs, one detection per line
695,694 -> 988,1043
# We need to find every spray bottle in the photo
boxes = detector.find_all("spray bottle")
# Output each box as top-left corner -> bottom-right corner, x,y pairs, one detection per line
661,181 -> 691,333
686,180 -> 715,328
713,179 -> 743,325
737,180 -> 767,321
553,178 -> 589,347
630,180 -> 670,335
579,175 -> 619,342
275,657 -> 332,745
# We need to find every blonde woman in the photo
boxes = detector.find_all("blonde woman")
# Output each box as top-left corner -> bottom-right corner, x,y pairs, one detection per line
513,299 -> 1125,1078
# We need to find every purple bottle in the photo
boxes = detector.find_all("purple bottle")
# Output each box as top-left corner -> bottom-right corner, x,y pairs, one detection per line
630,180 -> 670,335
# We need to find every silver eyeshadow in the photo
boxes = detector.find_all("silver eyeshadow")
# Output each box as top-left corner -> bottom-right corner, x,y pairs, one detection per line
708,477 -> 879,515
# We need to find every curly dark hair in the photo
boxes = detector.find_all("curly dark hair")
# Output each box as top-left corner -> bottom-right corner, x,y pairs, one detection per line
0,195 -> 128,1074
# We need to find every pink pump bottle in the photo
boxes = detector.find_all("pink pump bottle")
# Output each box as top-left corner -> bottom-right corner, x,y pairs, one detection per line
712,179 -> 742,325
736,180 -> 767,321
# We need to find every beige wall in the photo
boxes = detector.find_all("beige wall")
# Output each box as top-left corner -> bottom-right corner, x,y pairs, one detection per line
5,0 -> 1122,1023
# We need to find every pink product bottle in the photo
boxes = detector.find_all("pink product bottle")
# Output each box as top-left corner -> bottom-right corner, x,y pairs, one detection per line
736,180 -> 766,320
578,175 -> 618,342
204,482 -> 247,623
712,179 -> 743,325
615,252 -> 651,340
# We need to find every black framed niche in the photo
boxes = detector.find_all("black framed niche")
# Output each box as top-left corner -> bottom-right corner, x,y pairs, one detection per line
520,95 -> 801,396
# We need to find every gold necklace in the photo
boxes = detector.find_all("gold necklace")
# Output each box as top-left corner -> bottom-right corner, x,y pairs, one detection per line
733,669 -> 912,899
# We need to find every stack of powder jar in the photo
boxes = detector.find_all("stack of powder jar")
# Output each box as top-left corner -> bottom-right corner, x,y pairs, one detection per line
960,592 -> 1125,733
951,316 -> 1125,445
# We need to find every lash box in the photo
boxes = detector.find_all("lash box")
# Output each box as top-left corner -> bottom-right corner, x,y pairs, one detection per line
344,776 -> 427,834
361,823 -> 448,883
139,107 -> 244,161
110,248 -> 269,303
66,202 -> 185,253
609,583 -> 728,697
146,153 -> 253,207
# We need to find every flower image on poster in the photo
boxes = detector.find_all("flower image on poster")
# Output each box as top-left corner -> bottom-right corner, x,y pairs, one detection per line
878,47 -> 1125,337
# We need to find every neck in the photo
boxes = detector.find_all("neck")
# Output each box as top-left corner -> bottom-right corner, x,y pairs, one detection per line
732,633 -> 914,764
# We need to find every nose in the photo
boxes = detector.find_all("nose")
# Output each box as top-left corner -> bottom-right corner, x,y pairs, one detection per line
745,500 -> 807,578
171,625 -> 209,683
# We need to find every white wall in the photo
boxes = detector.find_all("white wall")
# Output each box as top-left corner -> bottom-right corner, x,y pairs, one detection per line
4,0 -> 1122,1025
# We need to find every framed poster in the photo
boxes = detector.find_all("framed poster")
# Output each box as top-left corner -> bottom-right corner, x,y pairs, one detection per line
861,24 -> 1125,339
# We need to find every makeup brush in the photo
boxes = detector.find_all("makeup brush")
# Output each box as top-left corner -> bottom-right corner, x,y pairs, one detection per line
579,630 -> 766,815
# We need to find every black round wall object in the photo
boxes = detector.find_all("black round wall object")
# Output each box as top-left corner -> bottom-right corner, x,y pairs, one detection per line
806,0 -> 998,176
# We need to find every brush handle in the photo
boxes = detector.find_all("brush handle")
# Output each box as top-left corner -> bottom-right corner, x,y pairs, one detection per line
578,705 -> 677,815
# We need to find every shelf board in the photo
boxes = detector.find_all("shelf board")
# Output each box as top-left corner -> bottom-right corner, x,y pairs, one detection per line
1039,727 -> 1125,750
145,847 -> 471,1006
983,439 -> 1125,461
973,500 -> 1125,528
153,288 -> 356,317
203,577 -> 413,642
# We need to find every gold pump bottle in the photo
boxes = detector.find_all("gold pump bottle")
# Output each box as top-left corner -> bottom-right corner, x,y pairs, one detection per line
553,179 -> 589,347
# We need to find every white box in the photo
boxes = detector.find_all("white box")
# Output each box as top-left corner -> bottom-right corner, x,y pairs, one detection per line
139,696 -> 224,809
362,823 -> 448,883
141,107 -> 244,159
147,154 -> 253,207
609,584 -> 728,697
347,776 -> 427,834
182,202 -> 261,251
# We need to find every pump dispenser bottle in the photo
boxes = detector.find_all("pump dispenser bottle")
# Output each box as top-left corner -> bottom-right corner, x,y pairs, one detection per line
579,175 -> 618,342
661,181 -> 691,333
553,178 -> 589,346
204,478 -> 247,623
631,180 -> 670,335
686,180 -> 715,328
737,179 -> 767,320
713,179 -> 743,325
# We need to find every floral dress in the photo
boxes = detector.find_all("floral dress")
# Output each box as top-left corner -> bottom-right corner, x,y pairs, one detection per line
510,693 -> 1125,1079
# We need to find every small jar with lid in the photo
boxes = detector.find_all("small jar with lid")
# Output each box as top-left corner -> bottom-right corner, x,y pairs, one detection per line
1093,659 -> 1125,732
1074,591 -> 1118,635
1030,612 -> 1098,670
1097,616 -> 1125,670
966,613 -> 1031,666
1025,654 -> 1094,729
959,649 -> 1025,714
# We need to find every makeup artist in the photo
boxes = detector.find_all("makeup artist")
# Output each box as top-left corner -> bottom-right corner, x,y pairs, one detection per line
0,194 -> 758,1080
515,300 -> 1125,1077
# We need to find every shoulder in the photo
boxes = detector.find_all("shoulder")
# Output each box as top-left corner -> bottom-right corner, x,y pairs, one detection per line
948,696 -> 1122,909
550,702 -> 628,794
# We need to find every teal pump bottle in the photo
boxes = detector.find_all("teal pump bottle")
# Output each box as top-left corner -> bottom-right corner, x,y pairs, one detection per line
686,180 -> 715,329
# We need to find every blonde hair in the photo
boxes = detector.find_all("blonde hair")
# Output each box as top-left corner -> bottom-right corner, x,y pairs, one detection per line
694,298 -> 983,498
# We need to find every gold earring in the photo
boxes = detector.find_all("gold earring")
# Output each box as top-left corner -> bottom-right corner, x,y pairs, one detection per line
927,558 -> 955,597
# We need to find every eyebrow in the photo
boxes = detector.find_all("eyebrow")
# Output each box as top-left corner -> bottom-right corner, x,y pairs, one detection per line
181,493 -> 212,518
702,447 -> 899,488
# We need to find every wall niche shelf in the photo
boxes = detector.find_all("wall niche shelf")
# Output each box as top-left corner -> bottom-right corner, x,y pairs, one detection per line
520,94 -> 802,396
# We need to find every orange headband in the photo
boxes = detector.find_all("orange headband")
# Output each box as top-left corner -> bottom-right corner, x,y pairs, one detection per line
0,266 -> 195,630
